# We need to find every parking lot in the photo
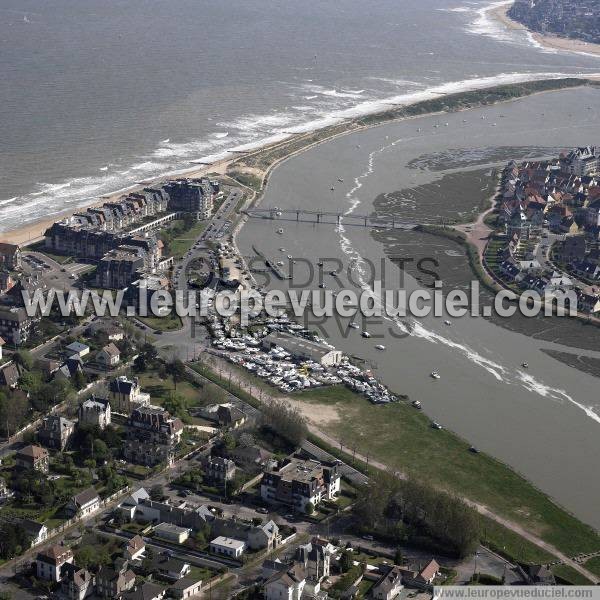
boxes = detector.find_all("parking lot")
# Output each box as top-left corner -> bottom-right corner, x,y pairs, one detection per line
22,251 -> 92,292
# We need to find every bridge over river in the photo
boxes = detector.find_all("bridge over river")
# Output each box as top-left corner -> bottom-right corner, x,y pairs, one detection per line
243,207 -> 441,230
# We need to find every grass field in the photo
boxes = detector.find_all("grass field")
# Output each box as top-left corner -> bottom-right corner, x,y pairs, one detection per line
584,556 -> 600,578
138,371 -> 203,406
138,313 -> 182,332
552,564 -> 594,585
295,386 -> 600,558
169,220 -> 207,258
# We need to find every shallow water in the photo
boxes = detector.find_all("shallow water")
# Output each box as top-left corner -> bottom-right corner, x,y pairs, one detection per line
237,86 -> 600,527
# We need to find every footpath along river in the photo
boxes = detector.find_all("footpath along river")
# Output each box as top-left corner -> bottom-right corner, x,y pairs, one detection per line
237,86 -> 600,528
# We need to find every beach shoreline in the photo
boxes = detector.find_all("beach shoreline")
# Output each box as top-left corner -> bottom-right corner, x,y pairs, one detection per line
490,2 -> 600,57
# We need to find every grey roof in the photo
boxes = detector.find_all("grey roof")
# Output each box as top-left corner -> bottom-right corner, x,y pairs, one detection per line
73,486 -> 99,507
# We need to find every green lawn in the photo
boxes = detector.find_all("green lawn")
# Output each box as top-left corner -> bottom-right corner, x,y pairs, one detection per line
552,564 -> 594,585
138,314 -> 182,332
169,221 -> 207,259
138,371 -> 203,406
584,556 -> 600,578
295,386 -> 600,558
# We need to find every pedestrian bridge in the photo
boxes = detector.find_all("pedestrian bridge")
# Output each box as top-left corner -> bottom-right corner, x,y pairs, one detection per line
242,207 -> 431,230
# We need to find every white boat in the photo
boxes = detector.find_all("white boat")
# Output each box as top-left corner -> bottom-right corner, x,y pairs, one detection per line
276,211 -> 282,217
521,362 -> 529,368
330,186 -> 335,191
287,255 -> 293,260
277,229 -> 284,234
279,248 -> 286,252
444,320 -> 451,326
412,400 -> 422,409
431,421 -> 443,430
348,322 -> 359,329
430,371 -> 440,379
338,178 -> 344,182
361,331 -> 371,338
375,344 -> 385,351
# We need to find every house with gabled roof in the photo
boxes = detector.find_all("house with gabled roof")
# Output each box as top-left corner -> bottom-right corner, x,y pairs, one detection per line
67,487 -> 100,517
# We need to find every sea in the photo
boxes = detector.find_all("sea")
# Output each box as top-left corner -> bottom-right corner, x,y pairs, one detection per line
1,0 -> 599,232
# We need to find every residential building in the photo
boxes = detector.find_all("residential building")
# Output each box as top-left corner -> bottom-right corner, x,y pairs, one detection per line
264,565 -> 306,600
127,497 -> 214,531
78,396 -> 111,429
0,477 -> 12,503
15,444 -> 49,472
65,341 -> 90,359
86,319 -> 125,341
168,577 -> 202,599
35,545 -> 74,582
209,536 -> 246,558
371,565 -> 404,600
216,403 -> 247,428
55,356 -> 84,382
0,362 -> 19,389
123,405 -> 183,467
20,519 -> 48,547
0,306 -> 35,345
121,581 -> 166,600
155,554 -> 191,581
109,375 -> 151,414
0,242 -> 22,270
37,415 -> 75,450
96,245 -> 146,289
261,331 -> 343,366
261,456 -> 341,513
67,487 -> 101,518
153,522 -> 190,544
96,562 -> 136,599
0,272 -> 14,294
163,178 -> 216,220
124,535 -> 146,560
248,520 -> 280,552
97,342 -> 121,368
206,456 -> 236,483
297,537 -> 334,583
61,564 -> 94,600
414,559 -> 440,585
117,487 -> 151,520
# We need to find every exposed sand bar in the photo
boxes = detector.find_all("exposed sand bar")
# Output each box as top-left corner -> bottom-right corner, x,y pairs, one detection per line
491,2 -> 600,58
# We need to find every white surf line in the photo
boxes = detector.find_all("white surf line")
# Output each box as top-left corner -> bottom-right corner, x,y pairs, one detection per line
334,132 -> 600,423
517,371 -> 600,424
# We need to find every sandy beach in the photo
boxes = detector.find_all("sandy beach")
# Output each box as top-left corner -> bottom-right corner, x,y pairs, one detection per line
491,2 -> 600,58
0,155 -> 234,246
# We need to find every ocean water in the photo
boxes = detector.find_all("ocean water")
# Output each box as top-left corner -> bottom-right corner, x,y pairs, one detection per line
1,0 -> 599,232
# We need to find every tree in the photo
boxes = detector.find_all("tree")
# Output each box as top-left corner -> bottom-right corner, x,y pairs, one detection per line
305,501 -> 315,515
394,548 -> 403,565
169,359 -> 186,390
0,390 -> 28,438
261,400 -> 308,447
13,350 -> 33,371
150,484 -> 164,501
340,549 -> 353,573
